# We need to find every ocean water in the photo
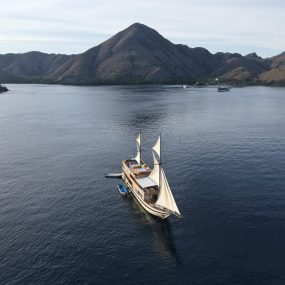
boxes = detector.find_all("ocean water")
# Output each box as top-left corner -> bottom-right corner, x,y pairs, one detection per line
0,84 -> 285,285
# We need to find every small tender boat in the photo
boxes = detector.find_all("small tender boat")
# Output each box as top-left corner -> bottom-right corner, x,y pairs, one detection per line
105,173 -> 122,178
217,84 -> 231,92
0,84 -> 9,93
117,184 -> 128,196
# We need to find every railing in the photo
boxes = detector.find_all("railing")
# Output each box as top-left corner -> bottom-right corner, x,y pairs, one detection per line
152,204 -> 183,219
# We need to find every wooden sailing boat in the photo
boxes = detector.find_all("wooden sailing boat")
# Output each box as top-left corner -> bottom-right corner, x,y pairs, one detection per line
122,133 -> 182,219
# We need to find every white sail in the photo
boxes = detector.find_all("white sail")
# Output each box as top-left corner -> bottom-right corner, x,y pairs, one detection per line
134,133 -> 141,163
155,168 -> 181,216
149,136 -> 161,185
149,152 -> 160,185
152,136 -> 160,161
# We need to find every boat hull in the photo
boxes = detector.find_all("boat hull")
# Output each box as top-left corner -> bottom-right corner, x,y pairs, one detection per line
217,86 -> 231,92
122,175 -> 170,219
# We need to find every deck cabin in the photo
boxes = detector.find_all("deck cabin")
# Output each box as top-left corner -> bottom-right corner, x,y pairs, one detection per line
122,159 -> 159,204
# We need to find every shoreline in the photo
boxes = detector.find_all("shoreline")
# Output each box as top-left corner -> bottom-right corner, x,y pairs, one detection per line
2,82 -> 285,87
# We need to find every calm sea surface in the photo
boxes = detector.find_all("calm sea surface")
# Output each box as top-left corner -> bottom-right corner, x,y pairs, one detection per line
0,84 -> 285,284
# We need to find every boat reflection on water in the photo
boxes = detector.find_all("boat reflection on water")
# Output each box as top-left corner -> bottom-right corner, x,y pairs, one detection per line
125,195 -> 181,264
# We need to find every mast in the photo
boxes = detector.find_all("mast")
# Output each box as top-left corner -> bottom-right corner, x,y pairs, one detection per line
159,133 -> 161,188
139,130 -> 141,162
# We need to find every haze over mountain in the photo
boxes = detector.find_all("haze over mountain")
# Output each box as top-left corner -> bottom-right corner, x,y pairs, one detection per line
0,23 -> 284,85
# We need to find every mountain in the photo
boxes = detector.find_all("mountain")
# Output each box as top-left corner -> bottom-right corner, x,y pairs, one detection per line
0,52 -> 73,82
49,23 -> 220,84
0,23 -> 284,85
259,52 -> 285,84
212,52 -> 271,82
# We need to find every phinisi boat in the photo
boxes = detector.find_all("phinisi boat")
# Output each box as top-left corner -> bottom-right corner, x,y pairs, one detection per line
122,133 -> 182,219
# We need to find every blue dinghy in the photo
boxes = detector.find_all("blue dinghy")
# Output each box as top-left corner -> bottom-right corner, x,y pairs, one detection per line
117,184 -> 128,196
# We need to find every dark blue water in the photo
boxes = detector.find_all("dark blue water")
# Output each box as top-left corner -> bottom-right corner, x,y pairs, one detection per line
0,84 -> 285,284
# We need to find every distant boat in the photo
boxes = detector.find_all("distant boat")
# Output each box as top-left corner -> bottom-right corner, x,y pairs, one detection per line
217,84 -> 231,92
117,184 -> 128,196
122,133 -> 182,219
105,173 -> 122,178
0,84 -> 9,93
182,85 -> 188,89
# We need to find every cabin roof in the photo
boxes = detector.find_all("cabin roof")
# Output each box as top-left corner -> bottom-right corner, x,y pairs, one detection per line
136,176 -> 157,188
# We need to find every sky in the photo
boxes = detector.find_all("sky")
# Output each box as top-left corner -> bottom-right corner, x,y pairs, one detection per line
0,0 -> 284,58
